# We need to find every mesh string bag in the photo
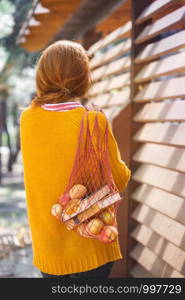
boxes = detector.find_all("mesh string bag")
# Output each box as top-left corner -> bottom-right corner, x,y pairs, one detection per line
51,109 -> 122,243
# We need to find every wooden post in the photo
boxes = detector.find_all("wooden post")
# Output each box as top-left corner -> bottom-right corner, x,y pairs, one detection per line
0,100 -> 4,184
0,95 -> 14,183
0,130 -> 2,185
11,103 -> 21,166
127,0 -> 152,275
2,100 -> 13,172
82,28 -> 103,50
109,105 -> 132,277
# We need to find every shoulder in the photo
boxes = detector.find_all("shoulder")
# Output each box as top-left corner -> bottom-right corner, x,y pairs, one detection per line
87,110 -> 107,125
86,110 -> 110,135
19,103 -> 38,125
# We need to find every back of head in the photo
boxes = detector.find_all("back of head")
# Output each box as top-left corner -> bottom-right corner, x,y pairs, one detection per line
32,40 -> 92,105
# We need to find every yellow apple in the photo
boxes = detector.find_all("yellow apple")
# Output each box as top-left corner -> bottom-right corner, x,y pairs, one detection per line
76,223 -> 90,237
86,218 -> 104,236
51,204 -> 62,217
99,209 -> 115,225
69,184 -> 87,199
65,198 -> 81,216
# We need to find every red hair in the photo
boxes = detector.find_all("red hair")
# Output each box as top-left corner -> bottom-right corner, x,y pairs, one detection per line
32,40 -> 92,105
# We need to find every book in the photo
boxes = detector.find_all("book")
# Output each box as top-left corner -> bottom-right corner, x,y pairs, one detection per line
65,192 -> 122,230
61,184 -> 110,222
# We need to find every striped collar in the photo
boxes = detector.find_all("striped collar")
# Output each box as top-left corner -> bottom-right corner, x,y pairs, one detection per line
41,101 -> 84,111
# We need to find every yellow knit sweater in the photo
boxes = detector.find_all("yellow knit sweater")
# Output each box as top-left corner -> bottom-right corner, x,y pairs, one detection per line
20,102 -> 131,275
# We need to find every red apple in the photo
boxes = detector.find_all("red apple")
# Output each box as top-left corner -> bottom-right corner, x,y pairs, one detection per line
99,226 -> 118,243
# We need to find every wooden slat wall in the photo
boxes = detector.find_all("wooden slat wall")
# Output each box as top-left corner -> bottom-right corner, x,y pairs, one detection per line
130,0 -> 185,278
88,9 -> 132,277
85,0 -> 185,278
88,20 -> 131,120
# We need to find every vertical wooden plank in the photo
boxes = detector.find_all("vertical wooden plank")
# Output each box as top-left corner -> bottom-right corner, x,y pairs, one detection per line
82,28 -> 103,51
0,99 -> 7,184
0,100 -> 3,184
128,0 -> 151,276
109,104 -> 132,277
0,129 -> 2,185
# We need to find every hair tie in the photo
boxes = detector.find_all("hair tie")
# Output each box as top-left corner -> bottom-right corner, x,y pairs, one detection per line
62,87 -> 71,95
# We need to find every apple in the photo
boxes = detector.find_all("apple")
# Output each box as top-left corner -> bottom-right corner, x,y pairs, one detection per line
86,218 -> 104,236
65,219 -> 74,231
99,226 -> 118,243
76,223 -> 91,237
69,184 -> 87,199
65,198 -> 81,216
99,209 -> 115,225
51,203 -> 62,217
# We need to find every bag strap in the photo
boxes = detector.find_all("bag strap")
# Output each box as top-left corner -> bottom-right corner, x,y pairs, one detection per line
81,109 -> 109,159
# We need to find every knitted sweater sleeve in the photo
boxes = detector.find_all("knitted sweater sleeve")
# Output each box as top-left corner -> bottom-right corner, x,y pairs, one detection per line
88,111 -> 131,193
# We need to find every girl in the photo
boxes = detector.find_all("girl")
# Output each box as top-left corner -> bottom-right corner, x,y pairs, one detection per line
20,40 -> 131,278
